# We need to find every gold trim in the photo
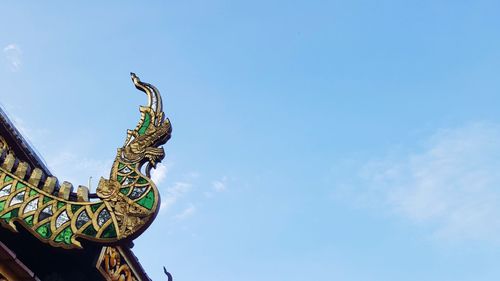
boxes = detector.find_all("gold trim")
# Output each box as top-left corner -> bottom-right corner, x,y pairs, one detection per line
96,246 -> 144,281
0,136 -> 12,157
0,74 -> 170,249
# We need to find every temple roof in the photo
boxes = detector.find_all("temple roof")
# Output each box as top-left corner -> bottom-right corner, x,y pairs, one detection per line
0,241 -> 39,281
0,106 -> 152,281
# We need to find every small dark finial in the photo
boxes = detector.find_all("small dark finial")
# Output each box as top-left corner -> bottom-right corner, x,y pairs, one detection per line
163,266 -> 173,281
130,73 -> 141,85
130,72 -> 139,81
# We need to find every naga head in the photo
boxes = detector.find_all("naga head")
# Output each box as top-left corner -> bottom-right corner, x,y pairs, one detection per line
0,73 -> 172,250
96,73 -> 172,241
121,73 -> 172,177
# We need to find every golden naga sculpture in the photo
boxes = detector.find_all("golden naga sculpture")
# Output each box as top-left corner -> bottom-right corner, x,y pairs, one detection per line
0,73 -> 171,249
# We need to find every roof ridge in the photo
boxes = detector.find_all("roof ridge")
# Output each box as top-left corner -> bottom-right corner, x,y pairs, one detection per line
0,106 -> 52,176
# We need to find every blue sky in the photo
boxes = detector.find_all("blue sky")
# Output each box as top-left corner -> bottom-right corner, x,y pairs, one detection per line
2,1 -> 500,280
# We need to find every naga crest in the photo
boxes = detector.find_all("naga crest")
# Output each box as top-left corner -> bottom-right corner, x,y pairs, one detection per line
121,73 -> 172,174
0,74 -> 171,249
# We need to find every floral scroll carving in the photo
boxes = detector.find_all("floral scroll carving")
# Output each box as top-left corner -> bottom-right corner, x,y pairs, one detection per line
97,246 -> 140,281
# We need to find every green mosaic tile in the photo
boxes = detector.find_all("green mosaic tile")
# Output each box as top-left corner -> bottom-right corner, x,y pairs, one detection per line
36,223 -> 51,239
120,187 -> 130,196
55,227 -> 73,245
1,211 -> 12,221
57,202 -> 65,210
2,209 -> 20,222
29,189 -> 38,197
24,215 -> 34,226
0,201 -> 5,212
102,223 -> 117,238
15,182 -> 26,190
4,176 -> 13,183
137,177 -> 148,184
90,203 -> 101,213
137,190 -> 155,210
138,112 -> 151,135
71,204 -> 82,213
83,224 -> 97,237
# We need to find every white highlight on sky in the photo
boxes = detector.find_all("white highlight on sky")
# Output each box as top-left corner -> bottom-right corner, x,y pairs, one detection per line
204,176 -> 228,198
174,204 -> 196,220
160,181 -> 192,214
151,162 -> 169,185
348,123 -> 500,243
47,150 -> 112,191
3,44 -> 22,72
212,176 -> 227,192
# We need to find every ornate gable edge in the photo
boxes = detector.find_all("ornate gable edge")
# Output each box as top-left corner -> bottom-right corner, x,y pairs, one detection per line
0,106 -> 153,281
97,246 -> 152,281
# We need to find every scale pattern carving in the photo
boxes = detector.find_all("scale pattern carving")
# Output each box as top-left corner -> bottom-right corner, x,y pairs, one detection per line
0,74 -> 171,249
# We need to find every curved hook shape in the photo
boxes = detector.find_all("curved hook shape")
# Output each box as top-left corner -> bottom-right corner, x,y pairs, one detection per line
131,72 -> 163,123
164,267 -> 173,281
0,73 -> 171,249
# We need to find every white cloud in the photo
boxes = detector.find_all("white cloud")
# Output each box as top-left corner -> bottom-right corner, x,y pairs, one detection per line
151,163 -> 169,185
212,176 -> 227,192
47,151 -> 112,190
1,109 -> 109,189
174,204 -> 196,220
160,181 -> 192,214
186,172 -> 200,179
1,109 -> 49,145
3,44 -> 22,72
342,123 -> 500,243
204,176 -> 228,198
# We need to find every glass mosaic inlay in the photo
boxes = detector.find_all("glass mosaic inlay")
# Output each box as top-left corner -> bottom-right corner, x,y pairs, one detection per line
9,191 -> 25,206
0,184 -> 12,197
56,210 -> 69,229
130,186 -> 147,199
24,198 -> 38,214
76,210 -> 90,229
97,209 -> 111,227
